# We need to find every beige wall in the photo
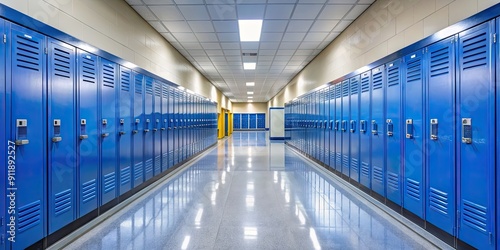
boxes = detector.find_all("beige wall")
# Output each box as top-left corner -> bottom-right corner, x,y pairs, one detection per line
269,0 -> 500,106
0,0 -> 231,111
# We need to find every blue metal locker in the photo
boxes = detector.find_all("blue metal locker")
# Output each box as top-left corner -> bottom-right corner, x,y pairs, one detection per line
47,39 -> 77,233
242,113 -> 249,129
385,60 -> 402,205
118,66 -> 132,195
403,50 -> 425,218
334,84 -> 342,172
153,80 -> 162,176
234,113 -> 240,129
349,76 -> 360,182
425,37 -> 456,235
257,113 -> 265,129
99,59 -> 118,205
359,71 -> 371,188
321,88 -> 329,165
132,72 -> 144,187
328,85 -> 335,169
457,21 -> 495,250
319,90 -> 326,163
250,113 -> 257,129
77,49 -> 99,217
0,19 -> 5,250
167,85 -> 175,168
144,77 -> 154,180
179,91 -> 186,161
497,17 -> 500,250
371,66 -> 385,196
8,24 -> 47,249
341,80 -> 350,176
161,82 -> 169,171
173,88 -> 180,165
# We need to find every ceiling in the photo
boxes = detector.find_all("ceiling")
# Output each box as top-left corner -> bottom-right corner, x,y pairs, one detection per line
125,0 -> 374,102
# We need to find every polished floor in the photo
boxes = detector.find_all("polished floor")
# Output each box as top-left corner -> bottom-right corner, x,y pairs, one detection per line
63,131 -> 441,250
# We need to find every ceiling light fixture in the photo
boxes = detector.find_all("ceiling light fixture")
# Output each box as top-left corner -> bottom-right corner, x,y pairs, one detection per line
238,20 -> 263,42
247,92 -> 254,95
248,96 -> 253,99
246,82 -> 255,86
248,100 -> 254,103
243,63 -> 256,70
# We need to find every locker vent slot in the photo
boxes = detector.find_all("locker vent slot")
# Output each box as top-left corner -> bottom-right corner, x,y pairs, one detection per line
154,82 -> 162,97
162,85 -> 169,99
351,158 -> 359,173
406,178 -> 420,200
361,76 -> 370,92
53,47 -> 71,78
350,79 -> 359,94
81,55 -> 97,84
54,189 -> 72,215
342,83 -> 349,97
121,70 -> 131,92
15,35 -> 41,71
155,155 -> 161,173
361,162 -> 370,178
103,172 -> 116,193
82,179 -> 97,203
335,153 -> 342,166
372,71 -> 383,89
406,59 -> 422,83
430,46 -> 450,78
342,155 -> 349,167
335,86 -> 342,98
429,187 -> 448,215
462,200 -> 487,232
135,75 -> 143,94
18,200 -> 41,232
387,66 -> 400,86
145,159 -> 153,174
134,162 -> 143,180
387,172 -> 399,191
329,88 -> 335,100
373,166 -> 383,183
462,31 -> 488,70
102,64 -> 115,88
121,167 -> 131,186
145,78 -> 154,95
162,152 -> 168,168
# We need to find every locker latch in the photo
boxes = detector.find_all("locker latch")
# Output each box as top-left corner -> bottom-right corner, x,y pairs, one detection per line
153,119 -> 159,132
335,120 -> 339,131
162,119 -> 167,130
461,118 -> 472,144
15,119 -> 29,146
430,119 -> 438,140
144,119 -> 150,132
120,119 -> 125,125
386,119 -> 393,137
102,119 -> 107,125
341,120 -> 347,132
328,120 -> 333,129
405,119 -> 413,139
371,120 -> 378,135
350,120 -> 356,133
52,119 -> 62,142
360,120 -> 366,133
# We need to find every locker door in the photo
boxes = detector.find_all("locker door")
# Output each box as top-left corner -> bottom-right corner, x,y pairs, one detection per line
341,80 -> 350,176
328,86 -> 335,169
47,39 -> 76,233
242,114 -> 249,129
322,89 -> 329,165
167,85 -> 174,168
100,59 -> 118,205
250,113 -> 257,129
153,80 -> 162,175
161,82 -> 168,172
319,90 -> 325,162
133,73 -> 144,187
118,66 -> 132,195
0,19 -> 5,250
8,24 -> 47,249
497,18 -> 500,250
334,84 -> 342,172
457,21 -> 495,250
425,37 -> 456,235
180,91 -> 186,161
77,50 -> 99,217
359,71 -> 371,188
385,60 -> 403,205
173,89 -> 180,165
371,66 -> 385,196
349,76 -> 360,182
234,113 -> 240,129
144,77 -> 154,180
403,50 -> 425,218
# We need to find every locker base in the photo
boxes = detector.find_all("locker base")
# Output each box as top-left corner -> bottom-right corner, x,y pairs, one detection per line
402,208 -> 425,228
370,190 -> 385,204
385,199 -> 402,214
42,209 -> 99,248
101,198 -> 120,215
456,239 -> 477,250
25,239 -> 44,250
426,222 -> 455,248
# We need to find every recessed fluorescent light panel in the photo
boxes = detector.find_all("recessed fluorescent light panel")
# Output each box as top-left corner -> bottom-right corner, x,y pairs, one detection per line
248,96 -> 253,99
238,20 -> 263,42
248,100 -> 253,102
247,92 -> 254,95
246,82 -> 255,86
244,63 -> 256,70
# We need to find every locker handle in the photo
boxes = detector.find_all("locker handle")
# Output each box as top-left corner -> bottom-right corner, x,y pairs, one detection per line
360,120 -> 366,133
430,119 -> 438,140
102,133 -> 109,137
15,139 -> 29,146
144,129 -> 150,133
350,120 -> 356,133
52,136 -> 62,142
153,128 -> 158,132
335,121 -> 339,131
79,135 -> 88,140
161,128 -> 166,131
405,119 -> 413,139
371,120 -> 378,135
119,131 -> 126,135
132,130 -> 138,134
386,119 -> 393,137
341,120 -> 347,132
168,127 -> 172,130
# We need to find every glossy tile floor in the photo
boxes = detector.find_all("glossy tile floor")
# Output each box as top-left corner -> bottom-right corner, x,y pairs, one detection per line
63,131 -> 440,250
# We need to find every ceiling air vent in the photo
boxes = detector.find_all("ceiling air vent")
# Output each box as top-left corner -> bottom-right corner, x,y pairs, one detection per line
242,53 -> 258,57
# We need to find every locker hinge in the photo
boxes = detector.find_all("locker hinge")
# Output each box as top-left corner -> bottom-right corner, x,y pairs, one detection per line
2,34 -> 5,43
45,47 -> 48,54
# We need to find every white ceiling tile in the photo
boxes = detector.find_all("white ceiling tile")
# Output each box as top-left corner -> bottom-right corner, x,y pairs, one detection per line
358,0 -> 375,3
205,50 -> 224,56
132,6 -> 157,21
265,5 -> 294,19
178,6 -> 210,20
279,41 -> 301,49
268,0 -> 297,3
287,60 -> 303,66
258,50 -> 277,55
293,49 -> 314,55
189,49 -> 206,56
275,55 -> 293,61
276,50 -> 295,56
213,21 -> 239,32
196,33 -> 219,42
143,0 -> 175,4
259,42 -> 280,50
163,21 -> 192,32
298,0 -> 326,3
224,49 -> 242,55
241,42 -> 259,50
303,32 -> 328,42
160,32 -> 177,41
272,61 -> 288,65
211,56 -> 227,61
310,20 -> 340,32
344,4 -> 369,20
226,56 -> 242,61
218,33 -> 240,42
238,0 -> 267,3
174,0 -> 204,4
207,5 -> 237,20
286,20 -> 313,32
194,56 -> 210,62
221,42 -> 240,49
188,21 -> 215,33
151,6 -> 184,21
237,5 -> 266,19
291,55 -> 308,60
325,31 -> 340,40
291,5 -> 323,19
260,33 -> 283,42
282,32 -> 306,42
172,32 -> 197,42
328,0 -> 356,3
201,42 -> 222,49
318,5 -> 352,19
299,41 -> 321,49
258,55 -> 275,61
262,20 -> 288,32
181,42 -> 203,49
126,0 -> 144,5
333,20 -> 352,31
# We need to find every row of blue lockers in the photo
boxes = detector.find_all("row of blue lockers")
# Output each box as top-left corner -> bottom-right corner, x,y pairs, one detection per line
0,20 -> 218,249
285,17 -> 499,250
233,113 -> 265,129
